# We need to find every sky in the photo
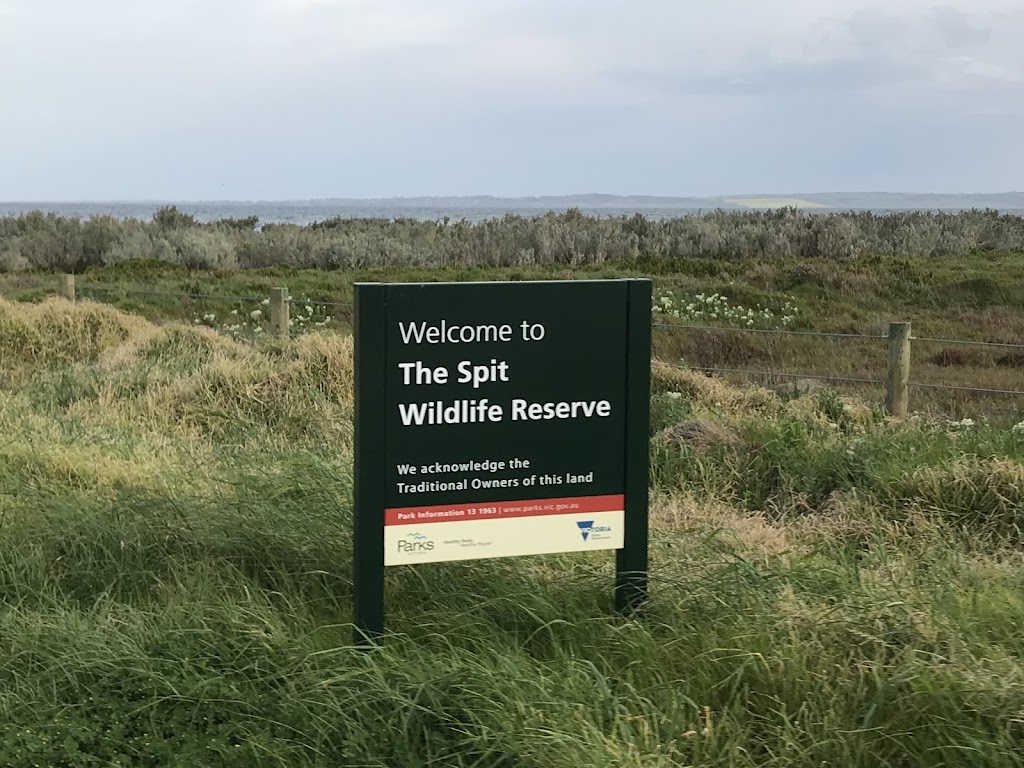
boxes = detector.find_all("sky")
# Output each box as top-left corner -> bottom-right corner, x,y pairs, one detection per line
1,0 -> 1022,200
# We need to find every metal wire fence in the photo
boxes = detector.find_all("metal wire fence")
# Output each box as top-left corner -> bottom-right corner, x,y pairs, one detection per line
652,322 -> 884,341
78,284 -> 353,308
682,366 -> 884,387
654,319 -> 1024,400
5,276 -> 1023,406
908,336 -> 1024,351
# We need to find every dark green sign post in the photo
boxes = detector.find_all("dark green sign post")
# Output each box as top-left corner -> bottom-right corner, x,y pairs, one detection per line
352,279 -> 651,645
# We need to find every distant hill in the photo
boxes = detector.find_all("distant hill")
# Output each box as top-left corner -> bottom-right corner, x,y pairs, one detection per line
297,194 -> 748,210
302,192 -> 1024,212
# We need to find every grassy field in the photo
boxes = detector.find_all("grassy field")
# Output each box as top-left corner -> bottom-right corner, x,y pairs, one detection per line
4,249 -> 1024,417
1,285 -> 1023,766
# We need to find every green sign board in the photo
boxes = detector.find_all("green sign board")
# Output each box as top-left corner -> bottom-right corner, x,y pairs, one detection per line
353,279 -> 651,643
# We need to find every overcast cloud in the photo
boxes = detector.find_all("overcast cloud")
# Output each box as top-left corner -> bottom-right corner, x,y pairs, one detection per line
1,0 -> 1021,199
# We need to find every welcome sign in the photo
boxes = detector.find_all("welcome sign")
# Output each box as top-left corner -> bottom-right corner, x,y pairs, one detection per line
352,279 -> 651,642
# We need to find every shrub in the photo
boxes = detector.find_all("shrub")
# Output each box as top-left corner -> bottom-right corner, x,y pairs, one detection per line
78,215 -> 121,267
214,216 -> 260,231
0,208 -> 1022,273
151,205 -> 198,231
164,229 -> 239,270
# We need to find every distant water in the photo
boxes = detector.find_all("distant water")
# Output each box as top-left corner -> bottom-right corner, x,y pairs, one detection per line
0,202 -> 694,226
1,201 -> 1022,226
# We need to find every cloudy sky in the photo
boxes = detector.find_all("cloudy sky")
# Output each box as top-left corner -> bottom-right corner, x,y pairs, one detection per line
1,0 -> 1022,200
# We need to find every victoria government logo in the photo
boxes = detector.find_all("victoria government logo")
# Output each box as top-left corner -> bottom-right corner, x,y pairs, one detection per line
576,520 -> 613,542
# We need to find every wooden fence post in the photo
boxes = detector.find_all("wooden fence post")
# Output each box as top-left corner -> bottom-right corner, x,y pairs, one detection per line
270,287 -> 289,337
60,274 -> 76,302
885,321 -> 911,417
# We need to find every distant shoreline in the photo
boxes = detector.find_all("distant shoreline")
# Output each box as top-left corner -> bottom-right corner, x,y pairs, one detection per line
2,196 -> 1023,228
3,191 -> 1022,206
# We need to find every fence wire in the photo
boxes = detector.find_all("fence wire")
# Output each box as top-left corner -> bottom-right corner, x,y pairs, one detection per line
910,336 -> 1024,351
686,366 -> 1024,397
912,382 -> 1024,396
683,366 -> 883,386
652,323 -> 883,341
81,285 -> 268,303
80,285 -> 352,309
287,298 -> 352,308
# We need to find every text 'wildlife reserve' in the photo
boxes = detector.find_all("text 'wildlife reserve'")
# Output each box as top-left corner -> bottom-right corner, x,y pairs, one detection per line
394,319 -> 614,427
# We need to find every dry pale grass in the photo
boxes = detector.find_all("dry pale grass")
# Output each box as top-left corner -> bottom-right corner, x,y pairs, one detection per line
653,359 -> 882,445
2,297 -> 356,447
649,488 -> 939,566
0,299 -> 359,500
892,457 -> 1024,525
651,493 -> 796,560
129,332 -> 355,445
0,297 -> 149,369
1,387 -> 221,498
651,359 -> 779,417
781,392 -> 877,433
95,322 -> 235,374
658,420 -> 744,451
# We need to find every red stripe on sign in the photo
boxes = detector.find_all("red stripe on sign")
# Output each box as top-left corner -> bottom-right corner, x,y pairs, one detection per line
385,494 -> 625,526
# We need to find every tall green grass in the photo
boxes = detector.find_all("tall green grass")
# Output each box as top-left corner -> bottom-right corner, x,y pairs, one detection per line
1,298 -> 1023,766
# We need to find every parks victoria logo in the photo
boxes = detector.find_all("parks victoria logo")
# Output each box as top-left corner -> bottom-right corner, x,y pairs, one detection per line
576,520 -> 613,542
398,532 -> 435,553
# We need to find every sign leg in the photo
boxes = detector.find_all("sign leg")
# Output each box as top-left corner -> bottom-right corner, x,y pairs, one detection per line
616,279 -> 652,616
353,283 -> 387,646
